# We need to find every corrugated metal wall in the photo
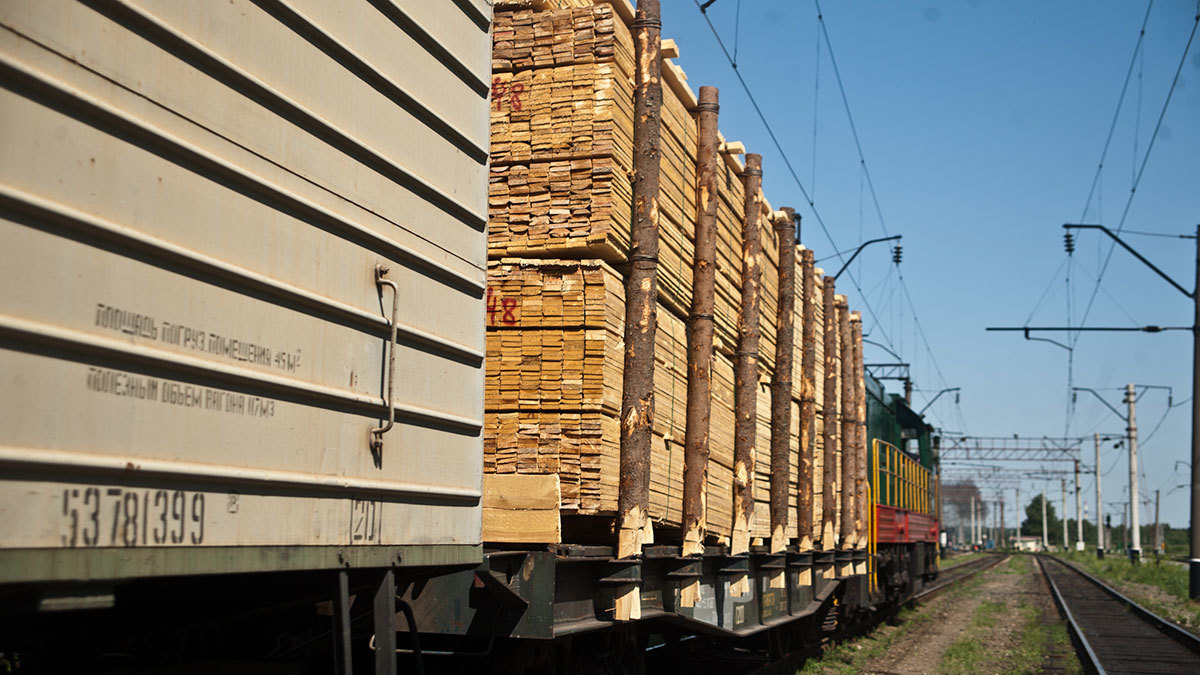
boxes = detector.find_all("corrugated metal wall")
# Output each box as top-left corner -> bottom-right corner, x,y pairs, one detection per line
0,0 -> 490,582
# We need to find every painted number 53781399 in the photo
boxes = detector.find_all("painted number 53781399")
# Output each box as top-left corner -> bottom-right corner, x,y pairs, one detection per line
61,487 -> 205,547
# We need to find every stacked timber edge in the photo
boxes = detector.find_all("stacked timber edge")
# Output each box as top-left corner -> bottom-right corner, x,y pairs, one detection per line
483,0 -> 873,564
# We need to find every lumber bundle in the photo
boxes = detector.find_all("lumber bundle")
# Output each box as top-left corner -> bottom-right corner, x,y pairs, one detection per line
492,3 -> 635,74
485,259 -> 696,520
488,2 -> 705,325
483,0 -> 864,552
489,63 -> 634,167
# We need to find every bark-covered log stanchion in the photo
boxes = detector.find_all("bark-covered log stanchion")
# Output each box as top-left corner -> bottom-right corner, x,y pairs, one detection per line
732,152 -> 763,558
616,0 -> 662,622
837,296 -> 855,551
769,207 -> 797,553
851,311 -> 868,571
798,245 -> 816,552
821,278 -> 839,549
682,85 -> 720,562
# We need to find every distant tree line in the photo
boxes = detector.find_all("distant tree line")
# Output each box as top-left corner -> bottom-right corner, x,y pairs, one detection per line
1016,494 -> 1188,554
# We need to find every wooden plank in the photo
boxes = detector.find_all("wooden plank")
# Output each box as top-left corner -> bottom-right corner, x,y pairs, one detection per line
483,508 -> 562,544
483,472 -> 562,510
482,473 -> 562,543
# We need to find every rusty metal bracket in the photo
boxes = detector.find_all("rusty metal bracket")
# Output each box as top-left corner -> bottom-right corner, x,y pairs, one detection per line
371,264 -> 399,457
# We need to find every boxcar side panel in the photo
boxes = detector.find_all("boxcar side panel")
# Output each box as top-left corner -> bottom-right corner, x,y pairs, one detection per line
0,0 -> 490,582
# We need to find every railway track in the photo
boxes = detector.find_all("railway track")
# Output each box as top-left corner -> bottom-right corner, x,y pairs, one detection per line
1038,555 -> 1200,674
912,553 -> 1007,603
718,554 -> 1009,674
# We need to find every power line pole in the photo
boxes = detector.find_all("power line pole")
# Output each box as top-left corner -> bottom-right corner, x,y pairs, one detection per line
970,495 -> 976,548
1191,222 -> 1199,595
991,222 -> 1199,594
1123,502 -> 1129,553
1062,478 -> 1068,550
1126,383 -> 1142,561
991,500 -> 996,547
1016,486 -> 1021,541
1095,433 -> 1104,558
1155,489 -> 1161,556
1000,498 -> 1006,549
996,500 -> 1001,546
1075,459 -> 1083,551
1041,487 -> 1048,551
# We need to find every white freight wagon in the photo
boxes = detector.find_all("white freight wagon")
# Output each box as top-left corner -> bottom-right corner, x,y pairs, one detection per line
0,0 -> 491,585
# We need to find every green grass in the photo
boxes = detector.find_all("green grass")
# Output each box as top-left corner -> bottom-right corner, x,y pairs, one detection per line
972,600 -> 1006,628
938,555 -> 1081,675
999,554 -> 1030,575
938,639 -> 987,674
799,569 -> 987,673
1056,550 -> 1188,600
938,596 -> 1007,673
797,606 -> 929,675
1007,595 -> 1081,675
1006,601 -> 1050,674
940,551 -> 988,571
1053,550 -> 1200,631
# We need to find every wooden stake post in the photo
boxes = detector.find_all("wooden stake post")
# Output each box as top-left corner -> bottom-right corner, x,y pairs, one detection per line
770,207 -> 797,554
732,153 -> 763,557
838,297 -> 855,561
798,247 -> 816,553
821,278 -> 839,552
616,0 -> 662,622
851,312 -> 868,574
682,85 -> 719,565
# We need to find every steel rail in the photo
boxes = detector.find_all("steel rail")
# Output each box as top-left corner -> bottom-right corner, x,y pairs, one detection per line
912,554 -> 1007,604
1037,556 -> 1106,675
1038,555 -> 1200,674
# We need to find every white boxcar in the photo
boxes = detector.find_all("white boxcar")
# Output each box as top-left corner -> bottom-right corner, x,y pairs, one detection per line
0,0 -> 491,583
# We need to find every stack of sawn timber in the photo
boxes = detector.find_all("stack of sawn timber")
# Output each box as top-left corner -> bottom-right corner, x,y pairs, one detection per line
485,0 -> 865,551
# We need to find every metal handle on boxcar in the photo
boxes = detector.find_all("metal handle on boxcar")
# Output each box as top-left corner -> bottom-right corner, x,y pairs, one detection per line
371,264 -> 399,456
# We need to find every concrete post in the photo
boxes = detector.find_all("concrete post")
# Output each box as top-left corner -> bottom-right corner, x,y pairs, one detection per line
1095,433 -> 1104,557
1155,489 -> 1161,555
1041,488 -> 1048,550
1126,383 -> 1142,561
1123,502 -> 1129,552
1190,223 -> 1200,597
970,495 -> 976,547
1075,459 -> 1084,551
1000,499 -> 1006,548
1062,478 -> 1068,550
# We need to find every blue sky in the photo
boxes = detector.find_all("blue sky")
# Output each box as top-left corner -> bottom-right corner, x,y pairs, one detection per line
659,0 -> 1200,529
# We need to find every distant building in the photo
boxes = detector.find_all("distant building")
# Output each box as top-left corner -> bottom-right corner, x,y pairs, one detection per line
1012,536 -> 1042,552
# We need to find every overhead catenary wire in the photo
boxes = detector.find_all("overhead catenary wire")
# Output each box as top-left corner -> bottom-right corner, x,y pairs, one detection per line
811,9 -> 821,199
1076,0 -> 1155,228
1024,256 -> 1071,326
1121,229 -> 1198,239
1071,255 -> 1143,327
813,0 -> 890,239
691,0 -> 899,355
1072,6 -> 1200,348
811,2 -> 959,425
696,0 -> 963,436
